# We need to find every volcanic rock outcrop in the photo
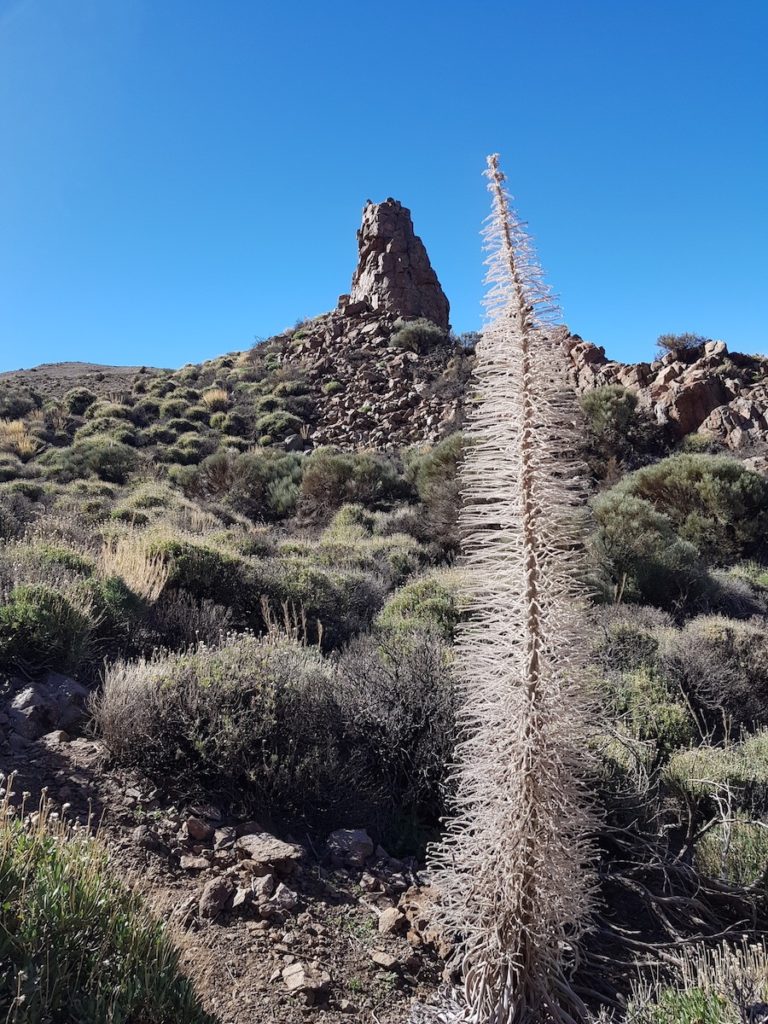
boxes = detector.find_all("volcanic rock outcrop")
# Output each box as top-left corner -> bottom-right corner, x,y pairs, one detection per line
339,198 -> 450,330
567,336 -> 768,455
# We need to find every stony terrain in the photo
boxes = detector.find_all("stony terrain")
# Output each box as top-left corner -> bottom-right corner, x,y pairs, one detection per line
568,335 -> 768,459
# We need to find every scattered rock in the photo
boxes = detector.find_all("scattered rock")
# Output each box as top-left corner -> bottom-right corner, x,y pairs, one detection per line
378,906 -> 406,935
235,833 -> 304,875
184,816 -> 215,842
369,949 -> 399,971
327,828 -> 374,867
199,876 -> 236,919
180,854 -> 210,871
281,962 -> 331,1004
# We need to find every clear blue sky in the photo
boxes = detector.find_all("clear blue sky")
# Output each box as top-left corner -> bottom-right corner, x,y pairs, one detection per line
1,0 -> 765,372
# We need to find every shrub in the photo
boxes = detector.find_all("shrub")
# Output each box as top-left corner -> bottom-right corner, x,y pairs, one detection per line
390,317 -> 446,353
254,410 -> 303,438
0,583 -> 96,675
695,815 -> 768,887
42,439 -> 139,484
322,379 -> 343,396
656,332 -> 710,356
0,796 -> 212,1024
660,616 -> 768,731
148,538 -> 256,621
76,417 -> 139,446
93,636 -> 350,819
335,631 -> 457,848
625,941 -> 768,1024
580,385 -> 666,478
299,448 -> 404,521
189,451 -> 303,521
0,383 -> 40,420
267,560 -> 384,648
94,629 -> 456,845
591,489 -> 706,609
591,604 -> 672,672
165,417 -> 198,434
159,397 -> 189,419
611,454 -> 768,564
405,433 -> 463,555
604,667 -> 696,759
142,422 -> 179,445
663,732 -> 768,808
376,571 -> 461,641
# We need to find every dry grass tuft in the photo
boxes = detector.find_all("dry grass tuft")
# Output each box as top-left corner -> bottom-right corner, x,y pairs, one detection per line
201,387 -> 228,411
0,418 -> 41,460
100,532 -> 170,602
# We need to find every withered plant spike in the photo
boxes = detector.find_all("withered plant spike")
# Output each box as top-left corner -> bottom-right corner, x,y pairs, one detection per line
427,155 -> 598,1024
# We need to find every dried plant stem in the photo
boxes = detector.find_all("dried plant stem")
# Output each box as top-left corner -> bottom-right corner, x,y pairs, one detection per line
427,156 -> 598,1024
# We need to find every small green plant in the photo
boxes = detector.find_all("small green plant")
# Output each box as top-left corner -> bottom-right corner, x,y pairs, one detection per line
390,317 -> 446,353
0,583 -> 96,675
0,789 -> 212,1023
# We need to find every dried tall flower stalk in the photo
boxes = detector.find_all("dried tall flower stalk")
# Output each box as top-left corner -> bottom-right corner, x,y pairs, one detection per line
428,155 -> 598,1024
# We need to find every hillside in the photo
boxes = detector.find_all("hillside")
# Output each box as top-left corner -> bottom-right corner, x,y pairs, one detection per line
2,199 -> 768,1023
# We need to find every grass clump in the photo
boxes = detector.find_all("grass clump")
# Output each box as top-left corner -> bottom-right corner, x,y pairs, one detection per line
0,790 -> 212,1024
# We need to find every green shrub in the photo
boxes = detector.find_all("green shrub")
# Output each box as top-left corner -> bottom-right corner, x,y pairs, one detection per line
142,422 -> 178,445
0,800 -> 212,1024
76,417 -> 139,446
591,489 -> 706,608
85,400 -> 133,421
695,815 -> 768,887
188,451 -> 303,521
390,317 -> 446,353
42,439 -> 139,485
0,384 -> 41,420
610,454 -> 768,564
149,538 -> 252,613
591,605 -> 671,671
185,403 -> 210,424
605,667 -> 696,759
580,385 -> 665,478
266,560 -> 384,649
165,417 -> 197,434
664,732 -> 768,807
376,571 -> 461,641
405,433 -> 463,555
322,379 -> 343,396
660,616 -> 768,731
63,386 -> 97,416
299,448 -> 404,521
625,941 -> 768,1024
254,410 -> 303,438
159,397 -> 189,419
0,584 -> 96,675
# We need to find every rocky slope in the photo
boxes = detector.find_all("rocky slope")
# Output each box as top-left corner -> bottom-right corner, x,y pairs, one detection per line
568,336 -> 768,459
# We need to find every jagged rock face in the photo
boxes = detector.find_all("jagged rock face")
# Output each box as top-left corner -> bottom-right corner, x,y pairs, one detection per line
341,198 -> 450,331
568,337 -> 768,457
